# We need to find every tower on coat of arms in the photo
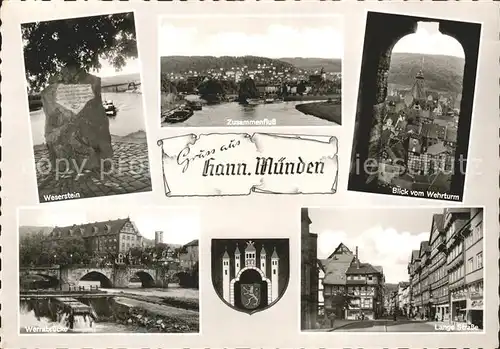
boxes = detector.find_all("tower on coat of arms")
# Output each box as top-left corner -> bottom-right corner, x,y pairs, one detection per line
211,238 -> 290,315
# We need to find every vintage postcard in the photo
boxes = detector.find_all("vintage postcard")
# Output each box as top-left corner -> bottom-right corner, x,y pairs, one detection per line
348,12 -> 480,202
301,207 -> 484,333
22,12 -> 152,203
1,1 -> 499,349
18,206 -> 200,334
159,15 -> 342,127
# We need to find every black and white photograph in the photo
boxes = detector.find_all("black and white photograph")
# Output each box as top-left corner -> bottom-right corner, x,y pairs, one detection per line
211,238 -> 290,315
18,207 -> 200,334
23,12 -> 152,203
301,207 -> 484,332
159,16 -> 342,127
348,12 -> 481,202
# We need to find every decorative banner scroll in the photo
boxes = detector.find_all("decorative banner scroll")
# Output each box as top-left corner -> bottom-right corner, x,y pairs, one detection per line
157,133 -> 338,196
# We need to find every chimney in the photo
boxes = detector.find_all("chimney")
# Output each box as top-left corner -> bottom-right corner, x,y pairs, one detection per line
355,246 -> 360,269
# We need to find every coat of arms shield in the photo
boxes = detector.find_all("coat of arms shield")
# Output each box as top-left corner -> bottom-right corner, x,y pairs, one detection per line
211,238 -> 290,315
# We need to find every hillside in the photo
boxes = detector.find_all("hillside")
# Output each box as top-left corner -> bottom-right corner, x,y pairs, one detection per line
19,226 -> 54,238
100,73 -> 141,87
161,55 -> 296,74
388,53 -> 465,94
278,57 -> 342,73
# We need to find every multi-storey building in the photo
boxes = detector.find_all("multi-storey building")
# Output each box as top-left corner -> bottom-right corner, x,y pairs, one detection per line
344,247 -> 385,320
428,213 -> 449,321
321,243 -> 355,320
397,282 -> 410,315
301,208 -> 318,330
179,239 -> 199,270
415,241 -> 430,318
42,218 -> 144,255
407,207 -> 484,326
463,208 -> 484,328
408,249 -> 421,317
445,208 -> 470,323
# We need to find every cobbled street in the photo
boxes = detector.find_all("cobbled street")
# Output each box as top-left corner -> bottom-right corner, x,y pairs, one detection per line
34,139 -> 152,202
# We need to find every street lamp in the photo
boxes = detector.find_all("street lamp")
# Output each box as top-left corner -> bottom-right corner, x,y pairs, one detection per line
53,254 -> 57,265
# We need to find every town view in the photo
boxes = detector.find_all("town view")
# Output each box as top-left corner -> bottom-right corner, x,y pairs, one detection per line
159,17 -> 343,127
301,207 -> 484,332
369,25 -> 465,194
18,208 -> 199,334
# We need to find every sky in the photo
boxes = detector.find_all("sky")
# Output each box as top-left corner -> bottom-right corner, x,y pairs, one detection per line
392,21 -> 465,58
91,58 -> 140,78
159,16 -> 343,58
18,207 -> 199,244
309,207 -> 444,284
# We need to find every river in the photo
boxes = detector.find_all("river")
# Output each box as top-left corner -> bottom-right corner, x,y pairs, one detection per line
163,99 -> 337,127
20,303 -> 143,333
29,92 -> 146,146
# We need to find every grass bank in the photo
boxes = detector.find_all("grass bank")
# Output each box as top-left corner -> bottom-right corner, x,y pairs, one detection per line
284,94 -> 340,102
295,101 -> 342,125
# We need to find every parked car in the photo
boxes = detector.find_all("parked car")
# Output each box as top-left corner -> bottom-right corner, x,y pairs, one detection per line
103,100 -> 117,116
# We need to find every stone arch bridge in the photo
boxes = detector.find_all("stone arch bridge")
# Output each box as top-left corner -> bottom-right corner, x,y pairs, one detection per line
20,265 -> 185,289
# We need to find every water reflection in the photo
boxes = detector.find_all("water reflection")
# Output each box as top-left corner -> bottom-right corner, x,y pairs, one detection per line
29,92 -> 145,146
164,100 -> 336,127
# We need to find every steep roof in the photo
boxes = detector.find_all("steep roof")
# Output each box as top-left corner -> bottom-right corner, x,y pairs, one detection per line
245,241 -> 256,252
445,127 -> 457,143
321,254 -> 355,285
427,142 -> 448,156
183,239 -> 199,247
346,262 -> 382,275
271,247 -> 279,259
419,241 -> 429,258
327,242 -> 353,259
260,245 -> 267,255
421,123 -> 446,139
50,218 -> 132,238
411,250 -> 420,263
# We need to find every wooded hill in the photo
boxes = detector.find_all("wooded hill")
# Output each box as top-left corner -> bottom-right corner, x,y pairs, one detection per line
388,53 -> 465,94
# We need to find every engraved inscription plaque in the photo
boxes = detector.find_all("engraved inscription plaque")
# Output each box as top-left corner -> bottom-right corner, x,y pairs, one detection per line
55,84 -> 95,114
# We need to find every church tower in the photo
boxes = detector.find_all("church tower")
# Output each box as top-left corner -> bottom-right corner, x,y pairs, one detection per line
234,243 -> 241,275
260,245 -> 267,276
410,69 -> 426,108
271,247 -> 279,302
222,247 -> 230,302
245,241 -> 256,267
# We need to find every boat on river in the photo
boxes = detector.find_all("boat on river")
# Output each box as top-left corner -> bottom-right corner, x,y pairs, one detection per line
161,105 -> 194,124
247,98 -> 265,105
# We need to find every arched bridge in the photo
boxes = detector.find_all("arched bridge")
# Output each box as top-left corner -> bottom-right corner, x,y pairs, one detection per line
20,265 -> 180,289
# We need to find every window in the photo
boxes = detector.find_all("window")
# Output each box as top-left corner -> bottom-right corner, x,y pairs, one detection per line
224,270 -> 227,275
477,252 -> 483,269
467,258 -> 474,273
273,270 -> 276,275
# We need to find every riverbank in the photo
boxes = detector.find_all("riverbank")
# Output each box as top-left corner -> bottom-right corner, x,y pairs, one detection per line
295,101 -> 342,125
284,94 -> 340,102
112,296 -> 199,333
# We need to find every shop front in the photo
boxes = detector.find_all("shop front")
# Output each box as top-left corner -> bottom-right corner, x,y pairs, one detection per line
450,288 -> 467,323
466,281 -> 484,329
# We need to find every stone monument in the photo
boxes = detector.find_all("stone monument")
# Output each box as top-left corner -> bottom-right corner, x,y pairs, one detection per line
41,67 -> 113,172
